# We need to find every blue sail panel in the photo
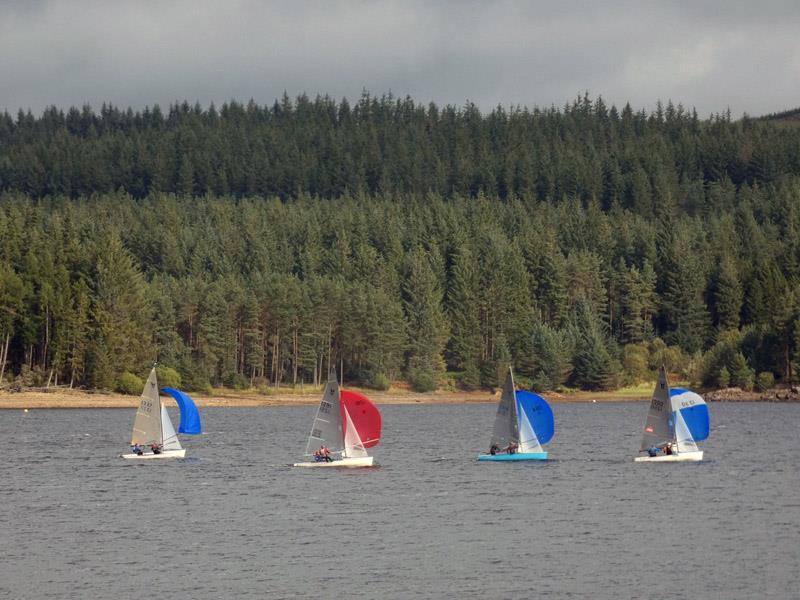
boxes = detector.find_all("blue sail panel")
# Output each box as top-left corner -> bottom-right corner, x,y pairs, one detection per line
161,388 -> 202,434
515,391 -> 554,445
669,389 -> 709,442
679,404 -> 709,441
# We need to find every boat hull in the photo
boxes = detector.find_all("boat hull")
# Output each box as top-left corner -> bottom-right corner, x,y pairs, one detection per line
634,450 -> 703,462
477,452 -> 548,461
293,456 -> 374,468
121,449 -> 186,460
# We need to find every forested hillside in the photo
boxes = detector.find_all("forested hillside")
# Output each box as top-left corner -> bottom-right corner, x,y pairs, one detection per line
1,94 -> 799,393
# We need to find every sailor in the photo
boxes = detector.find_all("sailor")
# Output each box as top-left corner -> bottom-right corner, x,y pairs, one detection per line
663,443 -> 673,455
506,442 -> 518,455
490,443 -> 500,455
131,443 -> 143,456
322,445 -> 333,462
151,442 -> 162,455
647,446 -> 659,457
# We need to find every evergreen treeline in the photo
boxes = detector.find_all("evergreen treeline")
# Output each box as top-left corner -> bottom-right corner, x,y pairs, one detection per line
2,93 -> 800,207
1,94 -> 799,393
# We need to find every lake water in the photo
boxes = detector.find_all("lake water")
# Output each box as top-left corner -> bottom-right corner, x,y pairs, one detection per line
1,402 -> 798,599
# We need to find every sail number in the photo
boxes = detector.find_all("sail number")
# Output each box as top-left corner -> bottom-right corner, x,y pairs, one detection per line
650,398 -> 663,410
140,399 -> 153,413
312,428 -> 322,438
319,400 -> 332,414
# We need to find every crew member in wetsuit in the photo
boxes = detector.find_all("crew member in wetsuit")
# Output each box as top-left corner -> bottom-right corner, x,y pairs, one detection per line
490,443 -> 500,455
506,442 -> 518,455
322,446 -> 333,462
151,442 -> 162,455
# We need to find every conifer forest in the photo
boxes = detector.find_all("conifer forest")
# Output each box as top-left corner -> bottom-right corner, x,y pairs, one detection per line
1,93 -> 800,393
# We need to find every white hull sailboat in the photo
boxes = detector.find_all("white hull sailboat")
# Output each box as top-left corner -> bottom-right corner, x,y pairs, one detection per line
634,450 -> 703,463
477,367 -> 554,462
122,368 -> 202,460
122,448 -> 187,460
294,456 -> 374,469
635,366 -> 710,463
293,369 -> 381,469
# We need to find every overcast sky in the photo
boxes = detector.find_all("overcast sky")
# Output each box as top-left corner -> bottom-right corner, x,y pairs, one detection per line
1,1 -> 798,117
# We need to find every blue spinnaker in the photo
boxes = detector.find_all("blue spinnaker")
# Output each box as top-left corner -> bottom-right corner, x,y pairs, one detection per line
670,389 -> 709,442
516,391 -> 554,445
161,388 -> 202,434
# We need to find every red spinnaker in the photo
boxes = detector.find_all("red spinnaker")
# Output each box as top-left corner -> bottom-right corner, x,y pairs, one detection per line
341,390 -> 382,448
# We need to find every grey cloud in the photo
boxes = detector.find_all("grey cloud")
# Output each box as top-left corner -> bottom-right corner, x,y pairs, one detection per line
0,0 -> 798,116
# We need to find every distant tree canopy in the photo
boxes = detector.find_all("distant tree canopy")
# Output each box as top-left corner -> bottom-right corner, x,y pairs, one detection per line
1,93 -> 800,392
2,93 -> 800,207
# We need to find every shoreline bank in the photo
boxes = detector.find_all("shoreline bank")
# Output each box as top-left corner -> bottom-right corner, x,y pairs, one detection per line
2,385 -> 797,409
0,387 -> 649,409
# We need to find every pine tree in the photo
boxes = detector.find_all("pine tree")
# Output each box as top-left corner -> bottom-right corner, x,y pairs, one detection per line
712,255 -> 742,331
728,352 -> 754,390
569,299 -> 618,390
526,320 -> 572,390
0,264 -> 24,383
403,247 -> 449,391
89,233 -> 154,387
446,242 -> 481,389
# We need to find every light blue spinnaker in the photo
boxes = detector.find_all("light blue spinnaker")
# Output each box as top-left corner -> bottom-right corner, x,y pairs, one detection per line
669,388 -> 709,449
161,388 -> 202,435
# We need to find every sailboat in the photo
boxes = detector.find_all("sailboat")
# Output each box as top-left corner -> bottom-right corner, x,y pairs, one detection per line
478,367 -> 554,461
293,369 -> 381,468
121,367 -> 202,460
634,366 -> 710,462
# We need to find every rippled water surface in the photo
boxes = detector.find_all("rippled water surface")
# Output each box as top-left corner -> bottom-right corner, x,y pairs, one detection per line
1,402 -> 798,599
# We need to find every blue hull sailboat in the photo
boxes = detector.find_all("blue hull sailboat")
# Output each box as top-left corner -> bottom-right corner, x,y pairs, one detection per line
478,367 -> 554,462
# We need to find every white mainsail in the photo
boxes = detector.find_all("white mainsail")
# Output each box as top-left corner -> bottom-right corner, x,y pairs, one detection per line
489,369 -> 519,449
639,366 -> 673,451
131,367 -> 163,446
303,369 -> 344,456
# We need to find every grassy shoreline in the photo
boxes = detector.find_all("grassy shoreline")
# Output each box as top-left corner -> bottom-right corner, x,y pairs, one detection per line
0,383 -> 654,409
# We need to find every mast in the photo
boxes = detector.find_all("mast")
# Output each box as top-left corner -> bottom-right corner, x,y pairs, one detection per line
157,373 -> 164,446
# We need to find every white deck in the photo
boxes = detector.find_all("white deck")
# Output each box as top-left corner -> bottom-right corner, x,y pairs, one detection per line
121,449 -> 186,460
293,456 -> 374,468
634,450 -> 703,462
